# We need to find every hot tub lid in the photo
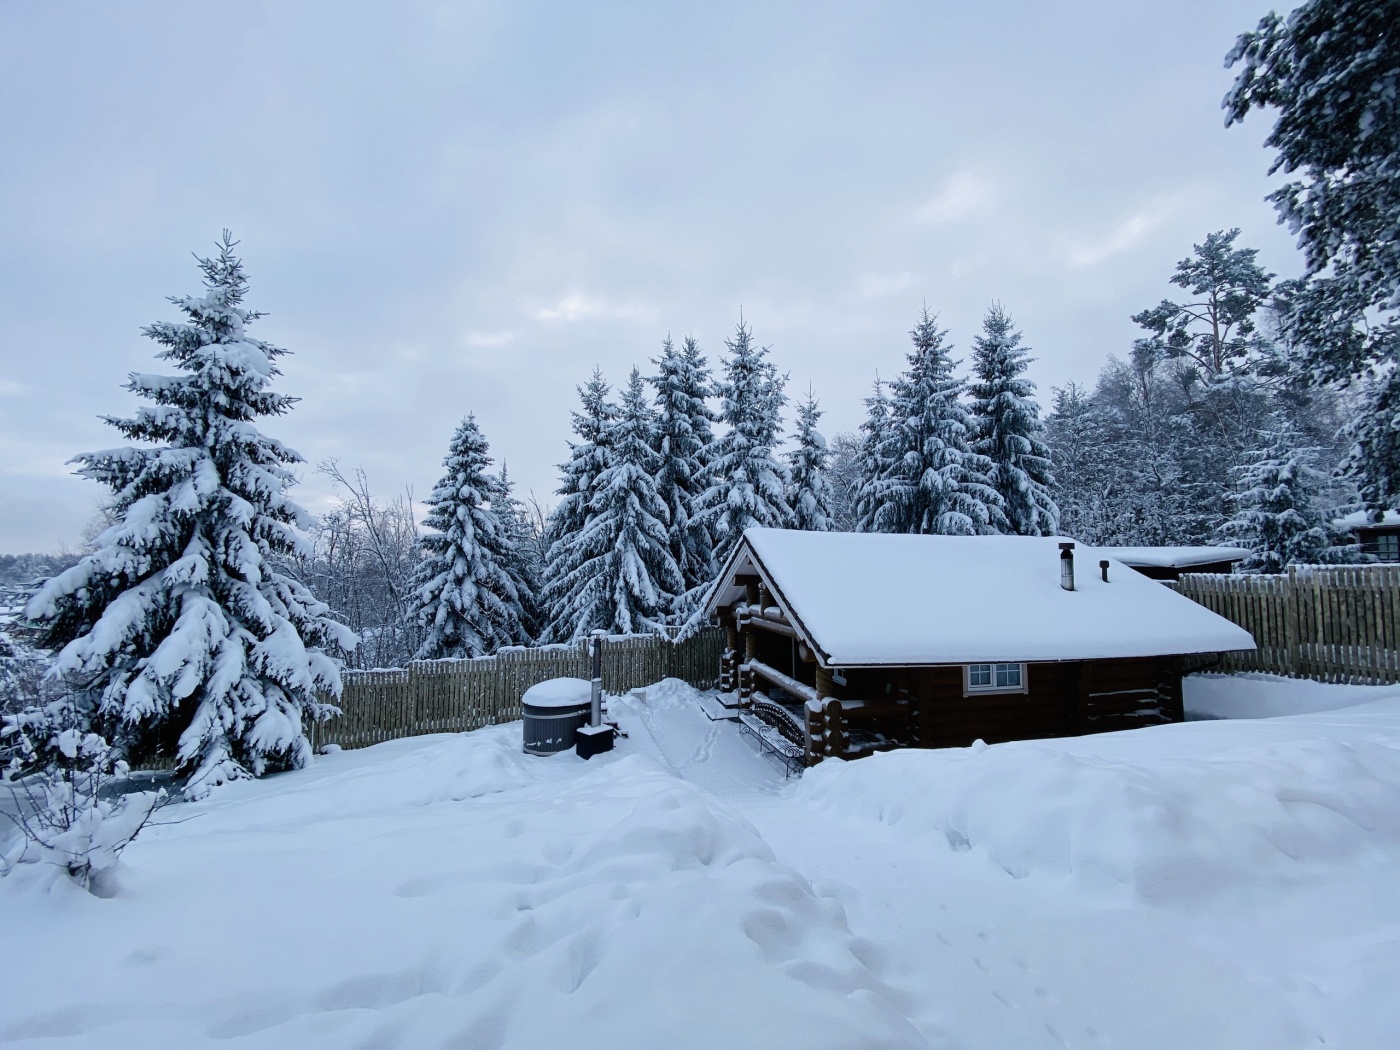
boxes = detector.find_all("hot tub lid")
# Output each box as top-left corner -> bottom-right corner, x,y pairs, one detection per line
522,677 -> 594,708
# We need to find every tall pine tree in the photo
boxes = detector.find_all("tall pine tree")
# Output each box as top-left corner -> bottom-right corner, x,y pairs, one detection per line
862,307 -> 1005,535
785,390 -> 834,532
1226,1 -> 1400,511
648,334 -> 717,600
540,370 -> 616,641
696,317 -> 791,561
408,416 -> 531,660
25,234 -> 354,793
493,463 -> 544,643
969,304 -> 1059,536
1216,416 -> 1364,572
544,369 -> 682,637
853,376 -> 894,532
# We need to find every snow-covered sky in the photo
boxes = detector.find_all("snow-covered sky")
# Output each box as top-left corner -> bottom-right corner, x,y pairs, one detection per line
0,0 -> 1297,554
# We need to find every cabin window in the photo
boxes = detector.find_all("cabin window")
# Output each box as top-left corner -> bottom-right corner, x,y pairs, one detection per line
964,662 -> 1026,695
1376,534 -> 1400,562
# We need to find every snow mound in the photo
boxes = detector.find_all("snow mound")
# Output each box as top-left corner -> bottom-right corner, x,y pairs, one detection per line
796,724 -> 1400,905
1186,672 -> 1400,720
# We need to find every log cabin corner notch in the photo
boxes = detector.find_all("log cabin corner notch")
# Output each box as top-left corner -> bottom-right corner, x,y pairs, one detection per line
701,528 -> 1257,766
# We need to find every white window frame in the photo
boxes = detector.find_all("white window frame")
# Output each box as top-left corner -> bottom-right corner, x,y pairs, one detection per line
963,662 -> 1028,696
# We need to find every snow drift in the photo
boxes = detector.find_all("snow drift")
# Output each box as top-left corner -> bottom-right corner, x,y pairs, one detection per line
0,727 -> 919,1050
796,707 -> 1400,904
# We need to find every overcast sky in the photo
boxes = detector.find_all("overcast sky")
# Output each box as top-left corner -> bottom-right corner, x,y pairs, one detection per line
0,0 -> 1297,554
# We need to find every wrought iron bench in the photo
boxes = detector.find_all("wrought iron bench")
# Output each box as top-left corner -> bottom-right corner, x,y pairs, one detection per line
738,696 -> 807,777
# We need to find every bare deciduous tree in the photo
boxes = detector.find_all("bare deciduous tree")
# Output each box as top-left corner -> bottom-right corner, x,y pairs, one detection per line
292,462 -> 423,669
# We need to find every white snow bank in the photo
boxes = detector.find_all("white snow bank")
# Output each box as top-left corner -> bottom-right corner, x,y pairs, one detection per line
521,676 -> 593,707
0,724 -> 918,1050
1186,672 -> 1400,720
795,700 -> 1400,905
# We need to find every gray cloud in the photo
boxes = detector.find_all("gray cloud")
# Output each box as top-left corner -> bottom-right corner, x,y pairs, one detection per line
0,0 -> 1297,552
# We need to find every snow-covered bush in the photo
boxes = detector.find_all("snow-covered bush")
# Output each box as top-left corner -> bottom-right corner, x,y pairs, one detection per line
2,695 -> 168,893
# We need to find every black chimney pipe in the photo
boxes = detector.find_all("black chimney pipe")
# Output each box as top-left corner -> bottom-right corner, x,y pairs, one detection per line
1059,542 -> 1075,591
1100,559 -> 1110,582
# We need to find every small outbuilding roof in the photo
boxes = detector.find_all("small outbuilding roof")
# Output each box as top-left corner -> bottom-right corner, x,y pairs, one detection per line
1335,510 -> 1400,529
1100,545 -> 1250,570
705,529 -> 1256,668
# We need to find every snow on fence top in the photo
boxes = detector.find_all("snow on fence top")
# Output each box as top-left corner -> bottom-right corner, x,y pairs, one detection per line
708,529 -> 1256,667
1101,545 -> 1250,569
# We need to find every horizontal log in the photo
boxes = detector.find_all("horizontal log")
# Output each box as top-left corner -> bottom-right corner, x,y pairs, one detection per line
743,659 -> 820,704
739,612 -> 799,638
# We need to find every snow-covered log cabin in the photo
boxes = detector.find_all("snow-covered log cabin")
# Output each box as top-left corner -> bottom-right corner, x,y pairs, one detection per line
702,529 -> 1256,764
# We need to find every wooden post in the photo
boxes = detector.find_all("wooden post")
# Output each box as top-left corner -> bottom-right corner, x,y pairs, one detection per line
738,625 -> 758,703
815,664 -> 834,701
1285,564 -> 1300,678
1074,661 -> 1094,735
721,621 -> 740,692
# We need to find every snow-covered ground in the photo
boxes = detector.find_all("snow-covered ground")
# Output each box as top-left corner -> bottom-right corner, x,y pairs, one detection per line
3,674 -> 1399,1049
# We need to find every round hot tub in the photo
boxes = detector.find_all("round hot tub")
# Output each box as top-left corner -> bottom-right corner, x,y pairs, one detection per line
522,677 -> 593,755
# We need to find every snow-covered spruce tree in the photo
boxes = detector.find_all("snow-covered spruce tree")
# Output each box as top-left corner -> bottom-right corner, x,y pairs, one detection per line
696,318 -> 791,562
544,370 -> 682,638
853,377 -> 894,532
1216,417 -> 1365,573
493,464 -> 544,644
824,431 -> 864,532
863,308 -> 1005,535
969,304 -> 1059,536
1226,0 -> 1400,511
25,234 -> 354,793
1044,383 -> 1123,544
540,370 -> 617,641
648,334 -> 717,599
785,390 -> 834,532
408,416 -> 531,660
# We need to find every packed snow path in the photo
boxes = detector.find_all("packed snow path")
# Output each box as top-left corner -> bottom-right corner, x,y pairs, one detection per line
3,676 -> 1399,1048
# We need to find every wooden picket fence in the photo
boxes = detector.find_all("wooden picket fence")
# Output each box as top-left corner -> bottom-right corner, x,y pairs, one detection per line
1173,565 -> 1400,684
310,628 -> 725,751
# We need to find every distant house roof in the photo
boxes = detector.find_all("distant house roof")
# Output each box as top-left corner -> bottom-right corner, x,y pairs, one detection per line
1100,545 -> 1250,570
704,529 -> 1256,668
1335,510 -> 1400,529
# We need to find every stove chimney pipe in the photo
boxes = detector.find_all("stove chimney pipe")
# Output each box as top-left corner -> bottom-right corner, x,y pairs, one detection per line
1100,559 -> 1110,583
590,630 -> 605,727
1059,542 -> 1075,591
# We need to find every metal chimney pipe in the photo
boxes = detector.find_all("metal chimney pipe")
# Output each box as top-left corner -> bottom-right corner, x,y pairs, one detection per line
1100,559 -> 1110,583
590,630 -> 605,727
1059,542 -> 1075,591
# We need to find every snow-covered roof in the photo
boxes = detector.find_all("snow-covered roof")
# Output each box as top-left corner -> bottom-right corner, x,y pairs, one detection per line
1100,545 -> 1250,569
1335,510 -> 1400,529
705,529 -> 1255,667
